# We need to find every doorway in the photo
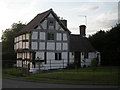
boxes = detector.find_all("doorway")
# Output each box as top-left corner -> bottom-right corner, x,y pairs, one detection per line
74,52 -> 81,68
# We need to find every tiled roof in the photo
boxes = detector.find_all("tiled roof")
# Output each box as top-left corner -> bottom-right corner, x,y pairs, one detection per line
17,9 -> 51,35
70,34 -> 96,52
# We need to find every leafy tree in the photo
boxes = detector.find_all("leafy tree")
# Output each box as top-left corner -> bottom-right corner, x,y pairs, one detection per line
89,24 -> 120,66
2,21 -> 26,68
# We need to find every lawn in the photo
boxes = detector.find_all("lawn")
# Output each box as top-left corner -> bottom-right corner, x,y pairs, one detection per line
2,66 -> 119,85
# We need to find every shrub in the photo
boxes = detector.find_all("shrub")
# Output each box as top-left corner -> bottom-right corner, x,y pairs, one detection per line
91,58 -> 98,67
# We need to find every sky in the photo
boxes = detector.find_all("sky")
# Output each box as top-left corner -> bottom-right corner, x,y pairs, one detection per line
0,0 -> 119,41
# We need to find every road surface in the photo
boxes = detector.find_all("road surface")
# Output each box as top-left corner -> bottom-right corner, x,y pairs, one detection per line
2,78 -> 119,89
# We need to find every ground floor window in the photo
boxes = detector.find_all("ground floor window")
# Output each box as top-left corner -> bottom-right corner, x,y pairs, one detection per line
55,53 -> 62,60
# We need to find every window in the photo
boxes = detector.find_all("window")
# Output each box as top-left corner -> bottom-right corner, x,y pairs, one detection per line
48,20 -> 55,30
84,52 -> 88,59
55,53 -> 62,60
47,33 -> 54,40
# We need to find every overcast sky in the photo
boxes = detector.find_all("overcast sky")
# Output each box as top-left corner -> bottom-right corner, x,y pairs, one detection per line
0,0 -> 119,41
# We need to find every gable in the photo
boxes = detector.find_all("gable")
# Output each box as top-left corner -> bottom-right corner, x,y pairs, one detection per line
17,9 -> 70,36
40,12 -> 67,31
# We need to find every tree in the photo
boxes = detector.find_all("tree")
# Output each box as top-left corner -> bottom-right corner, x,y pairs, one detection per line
89,24 -> 120,66
2,21 -> 26,68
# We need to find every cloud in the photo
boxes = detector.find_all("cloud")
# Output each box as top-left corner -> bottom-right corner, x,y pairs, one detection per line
87,6 -> 99,10
73,5 -> 99,14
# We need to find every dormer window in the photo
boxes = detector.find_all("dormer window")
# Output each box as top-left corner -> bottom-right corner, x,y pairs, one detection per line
48,19 -> 55,30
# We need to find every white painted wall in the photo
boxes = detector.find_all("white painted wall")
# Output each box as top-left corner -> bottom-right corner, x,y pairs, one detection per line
31,32 -> 38,39
47,42 -> 55,50
56,33 -> 61,41
23,42 -> 25,49
39,42 -> 45,50
39,32 -> 45,40
26,42 -> 29,49
81,52 -> 97,67
19,41 -> 22,49
41,20 -> 47,29
60,27 -> 64,31
23,34 -> 25,40
55,21 -> 60,30
19,35 -> 22,41
26,33 -> 29,40
17,60 -> 22,67
56,43 -> 61,50
69,52 -> 74,63
16,37 -> 19,42
48,13 -> 54,18
47,52 -> 55,60
63,43 -> 68,50
31,42 -> 38,50
36,26 -> 41,29
36,51 -> 44,60
63,34 -> 67,41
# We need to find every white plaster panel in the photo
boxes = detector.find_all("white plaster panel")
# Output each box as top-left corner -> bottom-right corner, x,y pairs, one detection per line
39,42 -> 45,50
14,38 -> 16,43
31,32 -> 38,39
41,20 -> 47,29
14,44 -> 16,50
47,52 -> 55,60
47,42 -> 55,50
17,60 -> 22,67
16,37 -> 19,42
23,34 -> 25,40
31,42 -> 38,50
23,42 -> 25,49
56,33 -> 61,41
26,42 -> 29,49
69,52 -> 74,63
19,41 -> 22,49
62,52 -> 68,60
36,26 -> 41,29
60,27 -> 64,31
26,33 -> 29,40
48,13 -> 54,18
16,43 -> 18,49
55,21 -> 60,30
27,52 -> 30,59
63,33 -> 67,41
89,52 -> 96,58
56,43 -> 61,50
36,52 -> 44,60
40,32 -> 45,40
19,35 -> 22,41
63,43 -> 68,50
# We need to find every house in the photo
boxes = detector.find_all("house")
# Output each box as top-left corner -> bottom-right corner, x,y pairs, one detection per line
69,25 -> 100,68
14,9 -> 100,73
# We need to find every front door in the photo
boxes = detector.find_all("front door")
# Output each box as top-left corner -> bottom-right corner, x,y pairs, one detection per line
75,52 -> 81,68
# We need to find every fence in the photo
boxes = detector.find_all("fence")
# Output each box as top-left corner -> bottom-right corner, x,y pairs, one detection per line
2,58 -> 99,70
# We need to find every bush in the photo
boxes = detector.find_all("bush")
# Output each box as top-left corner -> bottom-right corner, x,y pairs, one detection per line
91,58 -> 98,67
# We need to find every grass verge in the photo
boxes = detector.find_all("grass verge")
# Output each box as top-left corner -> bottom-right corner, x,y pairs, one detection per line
2,66 -> 119,85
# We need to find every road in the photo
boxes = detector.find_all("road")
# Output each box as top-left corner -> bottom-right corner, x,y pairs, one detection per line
2,78 -> 119,89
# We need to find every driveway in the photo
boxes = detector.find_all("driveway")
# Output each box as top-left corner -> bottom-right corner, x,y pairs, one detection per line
2,78 -> 119,89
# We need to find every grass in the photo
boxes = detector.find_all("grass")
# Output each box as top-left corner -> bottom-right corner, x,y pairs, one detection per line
2,66 -> 119,85
24,66 -> 119,84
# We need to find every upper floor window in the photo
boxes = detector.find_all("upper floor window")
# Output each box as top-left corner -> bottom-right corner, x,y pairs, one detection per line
48,19 -> 55,30
47,33 -> 54,40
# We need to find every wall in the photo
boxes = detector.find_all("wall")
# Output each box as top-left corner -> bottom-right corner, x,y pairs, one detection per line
29,12 -> 69,71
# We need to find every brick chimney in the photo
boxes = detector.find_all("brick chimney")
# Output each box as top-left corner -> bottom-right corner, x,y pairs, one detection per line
79,25 -> 86,37
61,20 -> 67,27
